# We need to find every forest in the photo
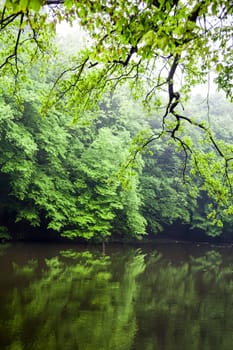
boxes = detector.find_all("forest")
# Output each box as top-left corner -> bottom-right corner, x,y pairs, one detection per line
0,0 -> 232,242
0,73 -> 232,242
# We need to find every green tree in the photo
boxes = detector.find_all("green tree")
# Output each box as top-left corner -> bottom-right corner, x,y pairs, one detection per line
0,75 -> 149,240
140,143 -> 196,234
62,127 -> 146,240
0,1 -> 232,178
0,0 -> 232,224
139,93 -> 233,236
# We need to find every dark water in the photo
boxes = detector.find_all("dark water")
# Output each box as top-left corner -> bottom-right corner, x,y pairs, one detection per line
0,242 -> 233,350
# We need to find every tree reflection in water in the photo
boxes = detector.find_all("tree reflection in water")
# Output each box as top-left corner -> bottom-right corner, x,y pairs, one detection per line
0,245 -> 232,350
0,248 -> 145,350
135,249 -> 233,350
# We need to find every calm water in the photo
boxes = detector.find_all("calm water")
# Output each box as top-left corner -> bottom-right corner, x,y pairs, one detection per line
0,242 -> 233,350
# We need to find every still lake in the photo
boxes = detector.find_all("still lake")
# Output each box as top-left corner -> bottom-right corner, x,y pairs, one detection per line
0,242 -> 233,350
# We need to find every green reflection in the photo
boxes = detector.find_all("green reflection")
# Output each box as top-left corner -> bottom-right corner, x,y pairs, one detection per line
135,250 -> 233,350
0,248 -> 145,350
13,259 -> 38,278
0,243 -> 11,256
0,246 -> 233,350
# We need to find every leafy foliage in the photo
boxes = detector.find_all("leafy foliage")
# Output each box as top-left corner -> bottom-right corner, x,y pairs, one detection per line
0,0 -> 232,240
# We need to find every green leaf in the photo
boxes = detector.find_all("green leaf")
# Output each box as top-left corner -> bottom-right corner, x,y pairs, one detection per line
29,0 -> 42,11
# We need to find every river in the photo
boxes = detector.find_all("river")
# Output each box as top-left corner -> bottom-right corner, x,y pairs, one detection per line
0,242 -> 233,350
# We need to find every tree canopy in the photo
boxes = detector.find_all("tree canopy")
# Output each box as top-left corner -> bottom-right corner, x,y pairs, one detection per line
1,1 -> 233,168
0,0 -> 232,240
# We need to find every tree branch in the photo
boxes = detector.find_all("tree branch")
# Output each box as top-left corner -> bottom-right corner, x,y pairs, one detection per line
0,11 -> 22,30
113,46 -> 138,67
0,12 -> 24,75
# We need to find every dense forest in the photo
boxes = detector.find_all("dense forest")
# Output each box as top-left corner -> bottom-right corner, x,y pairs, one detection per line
0,0 -> 232,242
0,69 -> 232,242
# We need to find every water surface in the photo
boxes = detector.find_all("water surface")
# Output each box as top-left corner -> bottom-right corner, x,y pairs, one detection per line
0,242 -> 233,350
